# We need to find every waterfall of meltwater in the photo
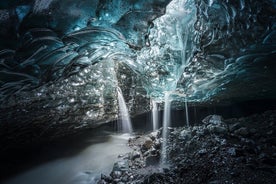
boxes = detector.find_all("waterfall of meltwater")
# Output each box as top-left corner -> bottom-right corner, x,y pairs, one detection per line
185,99 -> 190,127
117,88 -> 133,133
152,100 -> 159,131
161,92 -> 172,165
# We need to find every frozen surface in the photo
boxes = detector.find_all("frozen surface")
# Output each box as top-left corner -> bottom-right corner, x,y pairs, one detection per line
0,0 -> 275,138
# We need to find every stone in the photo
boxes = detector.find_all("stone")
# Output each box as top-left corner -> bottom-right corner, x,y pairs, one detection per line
146,155 -> 160,166
101,174 -> 112,182
202,115 -> 224,125
196,128 -> 207,136
229,123 -> 241,132
207,124 -> 215,133
234,127 -> 249,136
249,128 -> 257,134
230,170 -> 240,177
267,130 -> 273,135
227,147 -> 236,156
198,148 -> 207,155
121,175 -> 129,182
131,151 -> 140,160
213,126 -> 228,134
111,170 -> 122,178
143,137 -> 153,150
113,160 -> 129,172
150,148 -> 157,155
113,178 -> 121,183
179,129 -> 192,140
149,131 -> 158,141
208,180 -> 220,184
154,139 -> 161,150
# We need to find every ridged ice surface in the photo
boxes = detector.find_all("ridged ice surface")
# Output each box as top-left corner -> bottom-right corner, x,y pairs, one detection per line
0,0 -> 275,137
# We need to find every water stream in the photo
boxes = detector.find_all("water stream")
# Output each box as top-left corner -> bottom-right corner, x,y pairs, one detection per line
3,133 -> 131,184
161,92 -> 172,165
117,88 -> 133,133
185,99 -> 190,127
152,100 -> 159,131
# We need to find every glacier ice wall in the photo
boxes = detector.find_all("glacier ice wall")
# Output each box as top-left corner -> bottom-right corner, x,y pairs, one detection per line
0,0 -> 275,143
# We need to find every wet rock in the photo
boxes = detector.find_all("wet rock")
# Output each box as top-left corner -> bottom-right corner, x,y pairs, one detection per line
206,124 -> 214,132
179,129 -> 192,140
149,131 -> 158,141
121,175 -> 129,182
198,148 -> 207,155
145,155 -> 160,166
208,180 -> 220,184
227,147 -> 236,156
230,170 -> 240,177
202,115 -> 224,125
101,110 -> 276,184
234,127 -> 249,136
163,168 -> 170,173
196,128 -> 208,136
101,174 -> 112,182
229,123 -> 241,132
113,178 -> 121,183
153,139 -> 161,150
249,128 -> 257,134
111,170 -> 122,178
267,130 -> 274,135
113,160 -> 129,172
131,151 -> 140,160
261,156 -> 276,166
213,126 -> 228,134
150,148 -> 157,155
142,137 -> 153,150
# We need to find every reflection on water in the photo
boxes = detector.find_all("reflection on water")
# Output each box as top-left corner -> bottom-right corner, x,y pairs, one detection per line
3,133 -> 131,184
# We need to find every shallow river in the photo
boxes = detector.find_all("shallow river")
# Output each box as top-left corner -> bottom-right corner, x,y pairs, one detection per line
3,133 -> 131,184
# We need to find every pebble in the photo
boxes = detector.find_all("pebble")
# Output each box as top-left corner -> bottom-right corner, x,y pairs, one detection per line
249,128 -> 257,134
198,148 -> 208,155
179,129 -> 192,140
229,122 -> 241,132
145,155 -> 160,166
131,151 -> 140,160
208,180 -> 220,184
234,127 -> 249,136
214,126 -> 228,134
111,171 -> 122,178
143,137 -> 153,150
227,147 -> 236,156
202,115 -> 224,125
113,160 -> 129,172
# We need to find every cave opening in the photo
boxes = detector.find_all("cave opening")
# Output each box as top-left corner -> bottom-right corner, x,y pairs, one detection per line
0,0 -> 275,183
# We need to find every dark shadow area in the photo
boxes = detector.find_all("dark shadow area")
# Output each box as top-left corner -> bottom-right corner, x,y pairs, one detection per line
131,99 -> 276,130
0,123 -> 115,182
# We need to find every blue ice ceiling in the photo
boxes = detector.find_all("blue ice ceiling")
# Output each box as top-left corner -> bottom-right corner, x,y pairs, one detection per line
0,0 -> 275,125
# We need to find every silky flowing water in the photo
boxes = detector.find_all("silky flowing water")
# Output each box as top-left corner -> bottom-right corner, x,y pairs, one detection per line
3,133 -> 131,184
185,99 -> 190,127
117,88 -> 133,133
161,92 -> 172,165
152,100 -> 159,131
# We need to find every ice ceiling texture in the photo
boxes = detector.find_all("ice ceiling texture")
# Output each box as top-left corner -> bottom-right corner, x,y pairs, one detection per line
0,0 -> 275,139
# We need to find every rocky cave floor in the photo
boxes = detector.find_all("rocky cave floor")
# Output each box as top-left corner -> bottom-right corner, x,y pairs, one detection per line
98,110 -> 276,184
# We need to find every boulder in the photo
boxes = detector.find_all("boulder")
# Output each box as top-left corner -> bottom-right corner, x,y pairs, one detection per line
202,115 -> 224,125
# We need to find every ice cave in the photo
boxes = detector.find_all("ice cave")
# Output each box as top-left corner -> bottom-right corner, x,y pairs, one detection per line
0,0 -> 275,183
